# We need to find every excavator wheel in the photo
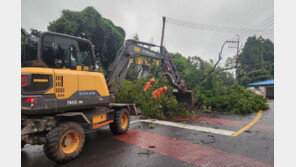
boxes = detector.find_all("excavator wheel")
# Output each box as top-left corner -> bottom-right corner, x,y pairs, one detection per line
43,122 -> 85,163
109,108 -> 130,135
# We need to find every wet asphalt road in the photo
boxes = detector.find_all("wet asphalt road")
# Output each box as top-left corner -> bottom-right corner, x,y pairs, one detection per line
21,100 -> 274,167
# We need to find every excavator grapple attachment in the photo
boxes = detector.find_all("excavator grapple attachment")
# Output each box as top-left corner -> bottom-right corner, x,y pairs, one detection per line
173,90 -> 197,111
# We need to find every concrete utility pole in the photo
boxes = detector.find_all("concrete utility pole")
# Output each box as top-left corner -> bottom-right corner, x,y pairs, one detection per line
220,35 -> 241,79
222,39 -> 239,59
235,34 -> 240,78
201,39 -> 239,82
236,34 -> 240,58
232,35 -> 240,63
160,16 -> 166,47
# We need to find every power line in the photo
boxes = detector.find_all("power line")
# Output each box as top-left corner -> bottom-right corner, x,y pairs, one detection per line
242,16 -> 274,37
228,16 -> 274,41
240,20 -> 274,37
166,17 -> 273,34
238,16 -> 274,35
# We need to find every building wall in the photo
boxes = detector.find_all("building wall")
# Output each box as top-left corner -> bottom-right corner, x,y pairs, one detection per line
249,86 -> 266,98
249,85 -> 274,99
266,86 -> 274,99
258,86 -> 267,98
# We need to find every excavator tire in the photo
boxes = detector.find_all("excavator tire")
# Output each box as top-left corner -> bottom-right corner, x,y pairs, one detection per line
43,122 -> 85,163
109,108 -> 130,135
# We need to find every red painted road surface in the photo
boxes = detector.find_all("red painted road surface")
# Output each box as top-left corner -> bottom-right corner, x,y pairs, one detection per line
114,129 -> 273,167
171,116 -> 274,132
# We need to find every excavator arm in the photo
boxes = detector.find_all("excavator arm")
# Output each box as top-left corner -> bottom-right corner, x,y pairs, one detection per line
106,39 -> 197,109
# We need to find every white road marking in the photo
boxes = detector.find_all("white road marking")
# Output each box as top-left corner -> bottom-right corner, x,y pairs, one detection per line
130,119 -> 235,136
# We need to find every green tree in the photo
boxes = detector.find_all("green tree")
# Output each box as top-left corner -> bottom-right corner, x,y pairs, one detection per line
47,6 -> 126,70
261,38 -> 274,76
133,33 -> 139,41
237,36 -> 274,86
115,75 -> 189,119
239,36 -> 264,73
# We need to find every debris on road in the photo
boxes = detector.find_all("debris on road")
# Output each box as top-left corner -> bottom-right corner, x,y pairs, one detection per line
138,150 -> 150,155
245,130 -> 252,133
200,139 -> 216,145
208,134 -> 215,138
149,124 -> 155,129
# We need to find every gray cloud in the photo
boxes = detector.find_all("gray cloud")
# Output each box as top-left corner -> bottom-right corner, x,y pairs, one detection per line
22,0 -> 273,67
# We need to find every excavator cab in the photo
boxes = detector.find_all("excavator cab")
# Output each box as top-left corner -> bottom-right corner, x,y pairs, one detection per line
22,31 -> 96,70
21,31 -> 111,114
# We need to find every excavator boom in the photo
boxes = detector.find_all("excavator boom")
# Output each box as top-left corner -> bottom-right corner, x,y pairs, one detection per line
106,39 -> 197,110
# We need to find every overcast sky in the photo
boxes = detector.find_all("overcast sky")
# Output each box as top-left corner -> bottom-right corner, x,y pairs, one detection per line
22,0 -> 274,67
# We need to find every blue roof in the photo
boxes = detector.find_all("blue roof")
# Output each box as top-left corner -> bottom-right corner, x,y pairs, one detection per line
249,79 -> 274,86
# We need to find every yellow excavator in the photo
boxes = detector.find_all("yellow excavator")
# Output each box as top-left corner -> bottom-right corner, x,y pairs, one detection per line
21,29 -> 197,163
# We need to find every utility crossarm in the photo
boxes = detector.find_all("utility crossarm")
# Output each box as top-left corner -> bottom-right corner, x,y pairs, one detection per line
106,39 -> 187,95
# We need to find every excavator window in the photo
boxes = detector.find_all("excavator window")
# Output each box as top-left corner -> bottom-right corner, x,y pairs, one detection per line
41,34 -> 93,70
42,35 -> 77,68
76,40 -> 93,70
21,37 -> 39,67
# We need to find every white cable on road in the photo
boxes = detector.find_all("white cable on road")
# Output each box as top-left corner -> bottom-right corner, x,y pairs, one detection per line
131,119 -> 235,136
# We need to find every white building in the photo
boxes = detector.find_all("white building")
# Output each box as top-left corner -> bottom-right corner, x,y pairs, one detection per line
248,79 -> 274,99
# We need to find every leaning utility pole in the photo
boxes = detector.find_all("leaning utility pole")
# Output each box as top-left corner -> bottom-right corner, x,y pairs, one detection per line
201,39 -> 238,82
160,16 -> 166,48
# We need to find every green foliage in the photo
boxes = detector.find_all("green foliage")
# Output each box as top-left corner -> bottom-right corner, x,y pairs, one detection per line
262,38 -> 274,76
169,52 -> 268,114
170,53 -> 235,90
239,36 -> 264,72
114,79 -> 146,103
95,66 -> 107,75
195,84 -> 269,114
115,47 -> 268,116
238,75 -> 251,87
125,56 -> 162,81
47,6 -> 125,70
237,36 -> 274,85
238,68 -> 273,87
133,33 -> 139,41
115,74 -> 189,119
118,50 -> 268,116
262,38 -> 274,65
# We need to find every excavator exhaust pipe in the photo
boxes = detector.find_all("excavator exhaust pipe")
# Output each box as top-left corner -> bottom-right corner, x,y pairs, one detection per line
173,90 -> 197,111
